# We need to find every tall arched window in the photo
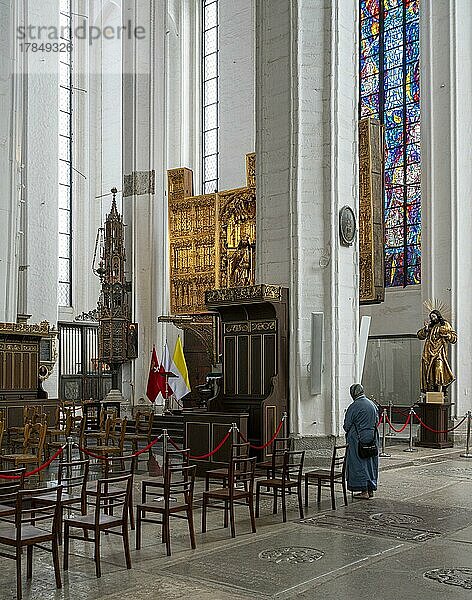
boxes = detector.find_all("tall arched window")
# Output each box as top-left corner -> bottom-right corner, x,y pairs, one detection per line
360,0 -> 420,287
202,0 -> 219,194
58,0 -> 73,306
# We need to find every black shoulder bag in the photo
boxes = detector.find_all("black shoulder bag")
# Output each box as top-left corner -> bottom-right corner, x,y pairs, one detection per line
353,423 -> 378,459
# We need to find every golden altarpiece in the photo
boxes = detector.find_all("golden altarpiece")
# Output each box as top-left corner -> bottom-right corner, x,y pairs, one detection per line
359,117 -> 385,304
163,154 -> 256,376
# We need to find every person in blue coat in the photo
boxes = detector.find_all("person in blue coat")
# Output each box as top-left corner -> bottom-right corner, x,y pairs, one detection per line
343,383 -> 379,499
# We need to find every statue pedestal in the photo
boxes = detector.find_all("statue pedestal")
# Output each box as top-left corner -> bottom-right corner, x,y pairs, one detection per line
416,402 -> 454,449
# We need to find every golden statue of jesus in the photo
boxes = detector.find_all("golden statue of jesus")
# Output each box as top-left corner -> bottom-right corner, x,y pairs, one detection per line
417,310 -> 457,393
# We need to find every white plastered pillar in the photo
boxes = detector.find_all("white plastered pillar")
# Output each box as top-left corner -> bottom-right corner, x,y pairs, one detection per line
122,0 -> 164,406
255,0 -> 359,440
421,0 -> 472,416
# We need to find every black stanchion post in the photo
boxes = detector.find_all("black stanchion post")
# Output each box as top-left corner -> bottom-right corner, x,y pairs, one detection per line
403,407 -> 418,453
379,408 -> 391,458
387,400 -> 395,437
162,428 -> 168,473
460,411 -> 472,459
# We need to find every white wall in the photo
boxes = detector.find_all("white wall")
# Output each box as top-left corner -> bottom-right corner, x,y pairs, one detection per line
218,0 -> 255,190
256,0 -> 359,439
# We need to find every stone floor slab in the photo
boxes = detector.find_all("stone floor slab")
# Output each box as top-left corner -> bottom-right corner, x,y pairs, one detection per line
294,537 -> 472,600
161,526 -> 404,596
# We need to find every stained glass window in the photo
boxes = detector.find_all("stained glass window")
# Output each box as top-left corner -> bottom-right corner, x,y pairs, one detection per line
360,0 -> 420,287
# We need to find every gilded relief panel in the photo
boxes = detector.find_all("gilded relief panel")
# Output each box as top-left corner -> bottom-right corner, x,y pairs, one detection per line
359,118 -> 385,304
168,155 -> 256,314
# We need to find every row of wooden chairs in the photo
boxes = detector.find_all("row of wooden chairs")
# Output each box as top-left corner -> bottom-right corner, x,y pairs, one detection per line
0,455 -> 136,599
0,438 -> 348,599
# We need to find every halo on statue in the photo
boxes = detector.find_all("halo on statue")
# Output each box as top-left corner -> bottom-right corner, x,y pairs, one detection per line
423,298 -> 452,321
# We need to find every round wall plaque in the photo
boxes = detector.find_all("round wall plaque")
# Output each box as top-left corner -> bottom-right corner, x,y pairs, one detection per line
339,205 -> 356,246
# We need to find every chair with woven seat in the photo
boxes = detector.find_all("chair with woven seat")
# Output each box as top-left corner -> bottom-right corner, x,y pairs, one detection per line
304,444 -> 348,510
202,455 -> 257,538
255,450 -> 305,522
64,473 -> 133,577
204,442 -> 250,491
47,411 -> 73,457
85,417 -> 128,459
83,412 -> 116,447
2,422 -> 48,480
125,410 -> 154,459
136,463 -> 196,556
7,405 -> 40,452
0,485 -> 62,600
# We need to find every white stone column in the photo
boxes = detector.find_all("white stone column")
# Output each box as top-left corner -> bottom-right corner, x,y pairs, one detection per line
421,0 -> 472,416
122,0 -> 167,406
256,0 -> 359,439
0,0 -> 26,323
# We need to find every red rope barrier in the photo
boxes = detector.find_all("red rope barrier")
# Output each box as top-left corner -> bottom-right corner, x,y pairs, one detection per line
377,412 -> 383,428
385,412 -> 411,433
79,446 -> 108,460
131,435 -> 163,456
0,446 -> 65,479
414,412 -> 467,434
238,418 -> 285,450
189,431 -> 231,459
168,437 -> 180,450
78,434 -> 163,461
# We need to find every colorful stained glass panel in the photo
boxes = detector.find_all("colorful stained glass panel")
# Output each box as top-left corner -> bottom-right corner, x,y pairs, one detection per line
361,94 -> 380,117
386,186 -> 404,209
384,6 -> 403,29
361,0 -> 380,19
384,46 -> 403,69
360,0 -> 420,287
361,54 -> 380,77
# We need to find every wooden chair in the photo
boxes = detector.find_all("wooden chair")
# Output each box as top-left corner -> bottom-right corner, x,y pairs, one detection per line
0,417 -> 4,455
31,459 -> 89,543
7,405 -> 40,451
64,473 -> 133,577
0,485 -> 62,600
202,456 -> 257,538
136,463 -> 197,556
102,454 -> 137,530
83,412 -> 116,447
255,450 -> 305,522
85,417 -> 128,458
256,437 -> 293,478
2,422 -> 48,480
304,444 -> 348,510
205,442 -> 250,491
0,467 -> 25,519
139,448 -> 190,511
47,411 -> 73,457
125,410 -> 154,458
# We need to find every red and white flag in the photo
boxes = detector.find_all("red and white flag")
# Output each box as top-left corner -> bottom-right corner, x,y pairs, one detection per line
146,346 -> 161,402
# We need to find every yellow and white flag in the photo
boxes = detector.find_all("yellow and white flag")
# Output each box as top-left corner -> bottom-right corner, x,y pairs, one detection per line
169,336 -> 191,400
